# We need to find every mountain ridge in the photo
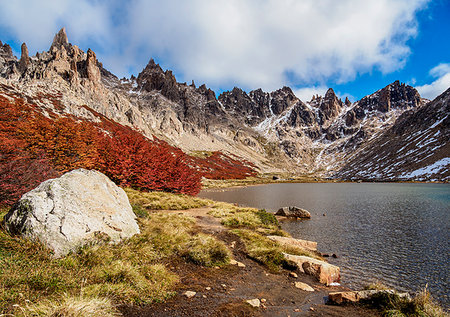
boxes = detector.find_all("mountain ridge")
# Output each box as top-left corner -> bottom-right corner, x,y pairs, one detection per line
0,28 -> 448,181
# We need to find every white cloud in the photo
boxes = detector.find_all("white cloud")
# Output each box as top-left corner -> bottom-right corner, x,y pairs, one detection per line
0,0 -> 429,92
416,63 -> 450,100
293,86 -> 328,102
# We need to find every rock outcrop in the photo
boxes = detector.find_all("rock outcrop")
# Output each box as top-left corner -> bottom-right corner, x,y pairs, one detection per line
267,235 -> 317,251
328,290 -> 411,305
4,169 -> 140,257
275,206 -> 311,218
283,253 -> 340,285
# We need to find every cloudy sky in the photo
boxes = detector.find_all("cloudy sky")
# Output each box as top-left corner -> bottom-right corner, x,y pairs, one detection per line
0,0 -> 449,101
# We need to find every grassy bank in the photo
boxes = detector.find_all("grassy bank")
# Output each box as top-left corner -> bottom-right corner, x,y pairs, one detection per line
0,189 -> 447,316
0,191 -> 230,316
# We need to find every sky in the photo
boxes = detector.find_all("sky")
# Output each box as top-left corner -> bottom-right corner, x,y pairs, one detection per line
0,0 -> 449,102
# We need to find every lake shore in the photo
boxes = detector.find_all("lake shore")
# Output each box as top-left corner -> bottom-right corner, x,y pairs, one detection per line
1,187 -> 446,316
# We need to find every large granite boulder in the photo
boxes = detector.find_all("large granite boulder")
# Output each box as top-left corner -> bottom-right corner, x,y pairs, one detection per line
283,253 -> 340,285
275,206 -> 311,218
4,169 -> 140,257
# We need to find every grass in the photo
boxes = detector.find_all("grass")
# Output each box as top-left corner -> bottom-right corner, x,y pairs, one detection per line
362,284 -> 448,317
182,233 -> 231,267
0,200 -> 230,315
20,295 -> 120,316
125,187 -> 212,210
231,229 -> 322,272
209,202 -> 283,234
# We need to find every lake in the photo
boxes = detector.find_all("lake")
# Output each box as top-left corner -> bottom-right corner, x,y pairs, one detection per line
199,183 -> 450,308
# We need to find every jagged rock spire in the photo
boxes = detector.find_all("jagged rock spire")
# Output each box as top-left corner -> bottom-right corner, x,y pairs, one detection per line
51,27 -> 69,50
18,43 -> 29,72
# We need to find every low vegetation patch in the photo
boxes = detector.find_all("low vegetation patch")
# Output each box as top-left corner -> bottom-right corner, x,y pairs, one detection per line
0,195 -> 230,315
362,284 -> 447,317
232,229 -> 321,272
209,202 -> 286,236
183,233 -> 231,267
125,187 -> 212,211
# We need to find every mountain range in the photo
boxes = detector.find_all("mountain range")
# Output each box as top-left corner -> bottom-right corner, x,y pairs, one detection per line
1,28 -> 448,182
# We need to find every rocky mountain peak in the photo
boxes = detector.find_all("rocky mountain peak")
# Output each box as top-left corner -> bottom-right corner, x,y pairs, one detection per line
50,27 -> 70,51
344,97 -> 351,107
18,43 -> 30,73
318,88 -> 343,125
0,41 -> 14,59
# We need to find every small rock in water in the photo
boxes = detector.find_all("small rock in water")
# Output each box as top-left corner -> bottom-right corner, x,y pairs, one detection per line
332,253 -> 338,258
246,298 -> 261,308
183,291 -> 196,298
289,272 -> 298,278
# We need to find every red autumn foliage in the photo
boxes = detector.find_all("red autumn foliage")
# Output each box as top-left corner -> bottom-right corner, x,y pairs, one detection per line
186,152 -> 257,180
0,92 -> 257,206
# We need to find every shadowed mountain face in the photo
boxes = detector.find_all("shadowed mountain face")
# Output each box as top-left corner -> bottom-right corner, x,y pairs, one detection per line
0,28 -> 447,181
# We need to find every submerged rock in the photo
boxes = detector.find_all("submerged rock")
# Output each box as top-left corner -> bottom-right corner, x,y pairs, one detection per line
275,206 -> 311,218
4,169 -> 140,257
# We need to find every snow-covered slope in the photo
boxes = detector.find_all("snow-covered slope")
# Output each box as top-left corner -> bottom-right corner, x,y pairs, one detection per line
336,88 -> 450,181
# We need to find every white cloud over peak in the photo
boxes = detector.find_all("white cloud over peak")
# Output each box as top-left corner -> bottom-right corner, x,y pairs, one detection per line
0,0 -> 429,91
416,63 -> 450,100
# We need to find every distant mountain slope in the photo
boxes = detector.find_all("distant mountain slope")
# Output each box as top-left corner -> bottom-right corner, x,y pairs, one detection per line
0,28 -> 448,181
337,88 -> 450,181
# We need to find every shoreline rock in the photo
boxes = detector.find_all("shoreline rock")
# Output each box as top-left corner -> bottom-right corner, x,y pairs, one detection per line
283,253 -> 340,285
267,235 -> 317,251
328,290 -> 411,305
275,206 -> 311,218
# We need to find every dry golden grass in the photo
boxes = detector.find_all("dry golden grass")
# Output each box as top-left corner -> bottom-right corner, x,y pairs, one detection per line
125,188 -> 212,212
20,295 -> 120,317
0,204 -> 230,315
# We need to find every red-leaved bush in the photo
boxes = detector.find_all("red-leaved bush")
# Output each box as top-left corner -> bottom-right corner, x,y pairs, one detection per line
0,93 -> 256,206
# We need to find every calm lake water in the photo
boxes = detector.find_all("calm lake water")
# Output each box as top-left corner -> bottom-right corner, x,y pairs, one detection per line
199,183 -> 450,307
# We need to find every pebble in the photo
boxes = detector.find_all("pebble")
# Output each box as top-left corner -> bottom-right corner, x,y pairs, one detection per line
289,272 -> 298,278
310,307 -> 315,311
202,295 -> 207,298
183,291 -> 196,298
246,298 -> 261,308
237,261 -> 246,268
221,284 -> 227,288
205,287 -> 211,291
230,259 -> 238,265
261,298 -> 267,303
230,241 -> 236,248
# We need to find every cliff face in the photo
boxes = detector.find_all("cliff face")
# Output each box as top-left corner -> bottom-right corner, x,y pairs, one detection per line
0,28 -> 447,180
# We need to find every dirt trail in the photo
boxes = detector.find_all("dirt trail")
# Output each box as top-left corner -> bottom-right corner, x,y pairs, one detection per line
120,210 -> 381,317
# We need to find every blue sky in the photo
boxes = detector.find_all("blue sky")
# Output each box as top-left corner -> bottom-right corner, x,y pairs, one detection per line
0,0 -> 449,102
